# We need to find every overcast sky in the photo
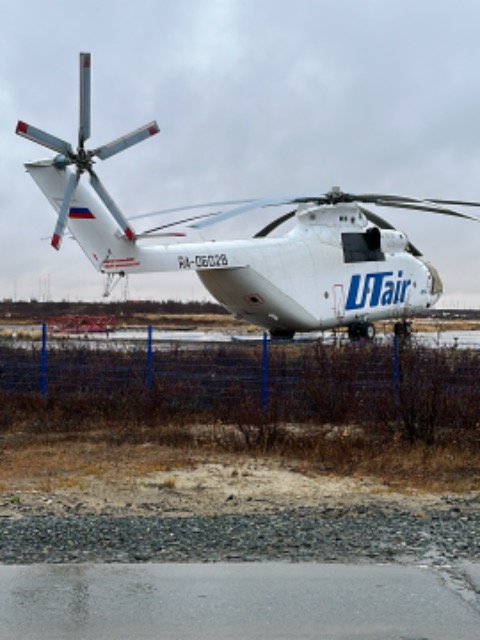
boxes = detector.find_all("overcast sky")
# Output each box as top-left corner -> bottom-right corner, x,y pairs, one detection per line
2,0 -> 480,307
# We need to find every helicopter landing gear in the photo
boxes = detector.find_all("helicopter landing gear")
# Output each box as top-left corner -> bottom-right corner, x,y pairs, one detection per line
347,321 -> 376,342
270,328 -> 296,340
394,320 -> 412,338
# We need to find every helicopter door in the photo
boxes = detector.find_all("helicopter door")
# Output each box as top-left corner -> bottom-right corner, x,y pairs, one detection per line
333,284 -> 345,318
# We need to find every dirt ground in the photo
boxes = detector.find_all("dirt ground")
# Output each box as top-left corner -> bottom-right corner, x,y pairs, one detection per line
0,442 -> 462,519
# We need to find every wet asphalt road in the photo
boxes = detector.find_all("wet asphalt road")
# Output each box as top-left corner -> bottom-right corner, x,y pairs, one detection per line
1,562 -> 480,640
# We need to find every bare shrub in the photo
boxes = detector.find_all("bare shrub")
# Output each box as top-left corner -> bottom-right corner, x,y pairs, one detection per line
3,337 -> 480,453
395,342 -> 480,445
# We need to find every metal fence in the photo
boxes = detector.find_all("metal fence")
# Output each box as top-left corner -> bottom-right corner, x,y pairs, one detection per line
2,325 -> 480,430
0,324 -> 391,397
0,325 -> 269,404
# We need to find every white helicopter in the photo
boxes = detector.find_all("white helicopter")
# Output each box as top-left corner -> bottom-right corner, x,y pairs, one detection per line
16,53 -> 480,340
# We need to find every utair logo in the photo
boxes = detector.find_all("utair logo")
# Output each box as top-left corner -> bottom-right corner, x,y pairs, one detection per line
345,270 -> 411,310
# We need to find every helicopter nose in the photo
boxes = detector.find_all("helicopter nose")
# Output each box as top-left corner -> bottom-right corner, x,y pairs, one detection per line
426,262 -> 443,305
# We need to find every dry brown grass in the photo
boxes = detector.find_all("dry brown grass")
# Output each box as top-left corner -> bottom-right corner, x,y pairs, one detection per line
0,328 -> 43,340
1,428 -> 480,495
0,439 -> 198,493
310,439 -> 480,493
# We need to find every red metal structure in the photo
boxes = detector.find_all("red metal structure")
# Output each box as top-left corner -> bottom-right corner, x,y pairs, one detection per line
47,315 -> 116,334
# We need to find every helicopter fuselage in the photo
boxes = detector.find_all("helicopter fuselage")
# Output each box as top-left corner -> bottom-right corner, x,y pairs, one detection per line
105,201 -> 440,333
164,204 -> 440,333
25,162 -> 441,336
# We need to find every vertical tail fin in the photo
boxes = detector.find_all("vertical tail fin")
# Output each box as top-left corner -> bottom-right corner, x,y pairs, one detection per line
26,161 -> 141,271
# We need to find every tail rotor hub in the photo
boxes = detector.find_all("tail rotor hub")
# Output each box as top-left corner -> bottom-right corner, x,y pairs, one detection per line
16,52 -> 159,250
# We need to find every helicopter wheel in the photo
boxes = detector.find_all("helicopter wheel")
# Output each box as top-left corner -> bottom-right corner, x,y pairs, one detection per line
348,321 -> 375,342
361,322 -> 376,340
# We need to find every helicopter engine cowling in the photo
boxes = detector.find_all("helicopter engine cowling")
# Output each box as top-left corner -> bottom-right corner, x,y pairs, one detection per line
379,229 -> 409,254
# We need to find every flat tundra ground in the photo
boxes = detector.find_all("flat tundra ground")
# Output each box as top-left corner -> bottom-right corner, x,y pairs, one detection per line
0,443 -> 472,519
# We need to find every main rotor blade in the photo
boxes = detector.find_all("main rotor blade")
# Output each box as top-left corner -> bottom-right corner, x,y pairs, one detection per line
193,196 -> 299,228
142,211 -> 219,233
426,197 -> 480,208
78,52 -> 91,147
353,193 -> 420,204
130,199 -> 258,221
351,192 -> 480,220
357,206 -> 396,231
52,171 -> 80,250
16,121 -> 73,157
375,199 -> 480,220
93,121 -> 160,160
254,210 -> 296,237
90,172 -> 135,241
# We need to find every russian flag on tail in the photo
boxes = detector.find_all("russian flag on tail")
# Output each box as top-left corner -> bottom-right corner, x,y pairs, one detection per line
69,207 -> 95,219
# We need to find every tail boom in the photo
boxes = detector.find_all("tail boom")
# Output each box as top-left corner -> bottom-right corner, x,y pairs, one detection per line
25,160 -> 248,277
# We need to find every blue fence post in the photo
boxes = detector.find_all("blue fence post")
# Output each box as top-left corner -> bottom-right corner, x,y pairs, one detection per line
262,332 -> 268,410
393,333 -> 399,404
147,324 -> 153,392
40,322 -> 47,397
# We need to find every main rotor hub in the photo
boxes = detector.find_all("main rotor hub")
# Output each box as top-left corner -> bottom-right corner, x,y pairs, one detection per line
324,187 -> 353,204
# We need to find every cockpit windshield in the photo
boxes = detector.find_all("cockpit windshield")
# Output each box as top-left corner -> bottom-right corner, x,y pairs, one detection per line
425,262 -> 443,295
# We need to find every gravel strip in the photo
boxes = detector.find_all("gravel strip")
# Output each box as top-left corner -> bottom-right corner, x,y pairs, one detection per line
1,497 -> 480,565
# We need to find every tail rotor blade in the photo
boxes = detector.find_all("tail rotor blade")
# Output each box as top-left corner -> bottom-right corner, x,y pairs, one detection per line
93,121 -> 160,160
79,52 -> 91,146
90,172 -> 135,241
52,171 -> 80,250
16,121 -> 73,157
